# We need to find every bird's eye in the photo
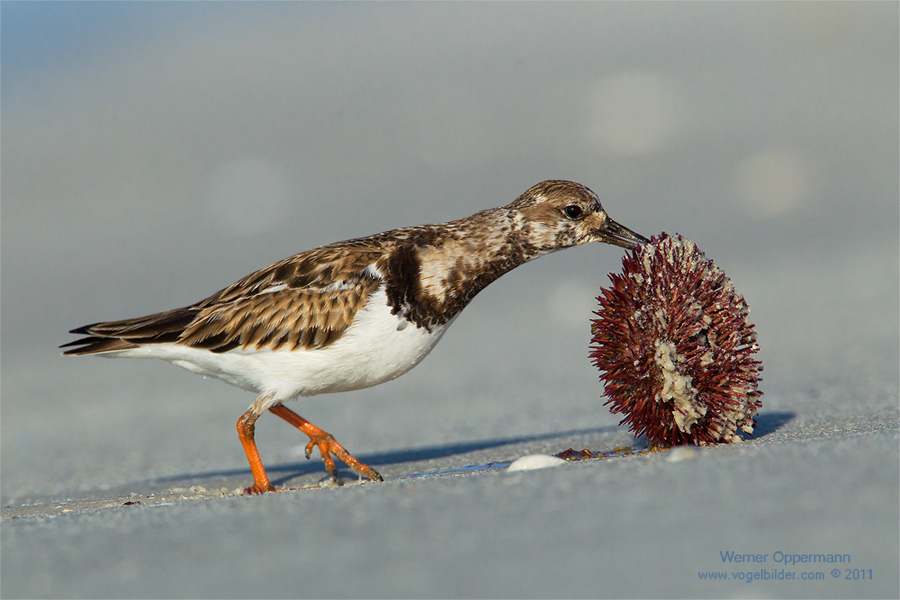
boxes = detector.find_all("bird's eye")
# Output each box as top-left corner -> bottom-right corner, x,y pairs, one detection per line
564,204 -> 584,220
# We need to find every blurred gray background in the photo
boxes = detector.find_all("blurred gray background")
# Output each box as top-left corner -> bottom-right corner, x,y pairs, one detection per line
2,2 -> 898,598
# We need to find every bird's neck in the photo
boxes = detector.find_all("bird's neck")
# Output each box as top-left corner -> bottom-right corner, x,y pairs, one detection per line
381,208 -> 542,330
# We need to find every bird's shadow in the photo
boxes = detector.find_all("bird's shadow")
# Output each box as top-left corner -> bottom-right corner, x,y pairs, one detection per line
127,411 -> 797,491
140,425 -> 622,490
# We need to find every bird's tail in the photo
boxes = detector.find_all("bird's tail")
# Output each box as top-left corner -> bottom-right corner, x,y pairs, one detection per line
60,307 -> 196,355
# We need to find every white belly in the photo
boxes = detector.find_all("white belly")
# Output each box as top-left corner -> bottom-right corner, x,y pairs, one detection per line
106,288 -> 454,406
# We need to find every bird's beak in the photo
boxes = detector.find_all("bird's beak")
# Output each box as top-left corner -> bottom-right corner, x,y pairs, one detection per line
594,216 -> 649,249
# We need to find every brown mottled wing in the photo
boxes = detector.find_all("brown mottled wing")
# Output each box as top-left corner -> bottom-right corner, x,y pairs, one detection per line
62,240 -> 390,355
180,272 -> 381,353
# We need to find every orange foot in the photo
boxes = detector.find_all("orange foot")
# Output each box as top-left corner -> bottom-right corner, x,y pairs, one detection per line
270,404 -> 383,484
243,482 -> 284,495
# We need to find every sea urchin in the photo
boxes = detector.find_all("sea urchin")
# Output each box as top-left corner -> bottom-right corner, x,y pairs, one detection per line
590,233 -> 762,446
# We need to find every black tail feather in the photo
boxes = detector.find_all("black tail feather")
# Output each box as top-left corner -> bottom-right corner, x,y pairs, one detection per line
62,307 -> 198,355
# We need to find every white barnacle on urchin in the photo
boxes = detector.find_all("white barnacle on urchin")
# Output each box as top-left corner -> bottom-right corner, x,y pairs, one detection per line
653,340 -> 705,433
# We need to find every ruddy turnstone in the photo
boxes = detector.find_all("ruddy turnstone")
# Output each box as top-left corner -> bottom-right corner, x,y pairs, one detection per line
62,180 -> 647,493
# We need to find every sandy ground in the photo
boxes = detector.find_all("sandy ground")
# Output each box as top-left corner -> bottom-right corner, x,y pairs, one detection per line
2,3 -> 898,598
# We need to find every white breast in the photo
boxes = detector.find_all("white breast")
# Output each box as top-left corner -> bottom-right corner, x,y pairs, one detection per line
105,287 -> 453,407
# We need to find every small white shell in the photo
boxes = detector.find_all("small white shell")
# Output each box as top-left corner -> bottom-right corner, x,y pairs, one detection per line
507,454 -> 567,472
665,446 -> 700,463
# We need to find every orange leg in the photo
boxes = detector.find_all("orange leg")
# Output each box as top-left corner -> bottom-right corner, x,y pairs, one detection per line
268,404 -> 383,483
236,409 -> 280,494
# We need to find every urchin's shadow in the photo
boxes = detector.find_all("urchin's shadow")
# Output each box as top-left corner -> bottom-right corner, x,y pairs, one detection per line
626,410 -> 796,448
752,411 -> 795,438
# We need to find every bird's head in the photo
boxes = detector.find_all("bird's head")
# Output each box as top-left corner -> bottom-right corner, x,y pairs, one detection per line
508,180 -> 648,253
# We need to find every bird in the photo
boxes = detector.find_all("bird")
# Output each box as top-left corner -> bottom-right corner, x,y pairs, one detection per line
62,180 -> 647,493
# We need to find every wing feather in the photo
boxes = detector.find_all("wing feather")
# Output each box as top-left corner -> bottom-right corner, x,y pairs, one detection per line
62,240 -> 389,355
